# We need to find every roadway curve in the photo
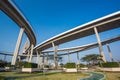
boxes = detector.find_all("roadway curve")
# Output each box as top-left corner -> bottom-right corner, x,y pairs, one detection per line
41,35 -> 120,56
34,11 -> 120,51
1,35 -> 120,58
22,35 -> 120,57
0,0 -> 36,47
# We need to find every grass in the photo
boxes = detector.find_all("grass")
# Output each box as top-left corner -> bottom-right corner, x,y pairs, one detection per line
105,72 -> 120,80
0,71 -> 120,80
18,73 -> 89,80
0,76 -> 5,80
0,72 -> 89,80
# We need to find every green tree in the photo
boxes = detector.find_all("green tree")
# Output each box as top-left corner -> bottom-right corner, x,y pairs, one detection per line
0,59 -> 7,67
64,62 -> 76,68
81,54 -> 101,67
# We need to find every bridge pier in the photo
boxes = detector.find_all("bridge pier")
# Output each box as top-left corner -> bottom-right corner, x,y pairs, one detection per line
45,52 -> 49,65
52,42 -> 58,69
29,44 -> 34,62
18,56 -> 21,62
4,55 -> 7,61
11,27 -> 24,65
77,52 -> 80,65
42,53 -> 45,68
67,50 -> 70,62
106,43 -> 114,62
94,27 -> 106,62
26,50 -> 30,62
36,50 -> 41,68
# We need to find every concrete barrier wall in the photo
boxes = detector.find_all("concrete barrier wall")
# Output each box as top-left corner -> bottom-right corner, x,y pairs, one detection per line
64,68 -> 77,72
100,68 -> 120,72
22,68 -> 38,73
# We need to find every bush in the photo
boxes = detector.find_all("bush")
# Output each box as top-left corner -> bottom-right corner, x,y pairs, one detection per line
15,61 -> 28,68
0,60 -> 7,67
44,65 -> 49,68
7,62 -> 15,67
23,62 -> 37,68
0,76 -> 5,80
77,64 -> 86,68
100,62 -> 119,68
0,62 -> 7,67
64,62 -> 76,68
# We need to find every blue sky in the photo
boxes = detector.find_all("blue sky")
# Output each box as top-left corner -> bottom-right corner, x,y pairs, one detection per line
0,0 -> 120,63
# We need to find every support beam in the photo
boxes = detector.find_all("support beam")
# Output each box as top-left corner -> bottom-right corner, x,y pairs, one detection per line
11,28 -> 24,65
52,42 -> 58,69
36,50 -> 39,63
45,53 -> 49,65
18,56 -> 21,62
4,55 -> 7,61
94,27 -> 106,62
106,43 -> 114,62
29,44 -> 34,62
77,52 -> 80,65
26,50 -> 30,62
42,53 -> 45,68
36,50 -> 41,68
67,50 -> 70,62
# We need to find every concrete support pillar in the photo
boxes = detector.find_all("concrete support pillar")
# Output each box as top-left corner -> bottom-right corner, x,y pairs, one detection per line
67,50 -> 70,62
106,43 -> 114,62
94,27 -> 106,62
11,28 -> 24,65
36,50 -> 41,68
18,56 -> 21,62
42,54 -> 44,64
27,50 -> 30,62
42,53 -> 45,68
77,52 -> 80,64
45,53 -> 49,65
52,42 -> 58,69
4,55 -> 7,61
29,44 -> 34,62
36,50 -> 39,63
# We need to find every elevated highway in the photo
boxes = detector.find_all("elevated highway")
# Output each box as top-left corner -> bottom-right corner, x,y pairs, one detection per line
0,0 -> 36,46
57,35 -> 120,56
34,11 -> 120,62
40,35 -> 120,55
0,0 -> 120,65
0,0 -> 36,65
1,35 -> 120,61
35,11 -> 120,51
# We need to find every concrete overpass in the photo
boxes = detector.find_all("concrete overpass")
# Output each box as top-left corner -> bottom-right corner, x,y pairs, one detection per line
57,35 -> 120,56
0,0 -> 36,65
27,35 -> 120,64
34,35 -> 120,66
42,35 -> 120,54
34,11 -> 120,63
0,0 -> 120,66
35,11 -> 120,51
1,35 -> 119,64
